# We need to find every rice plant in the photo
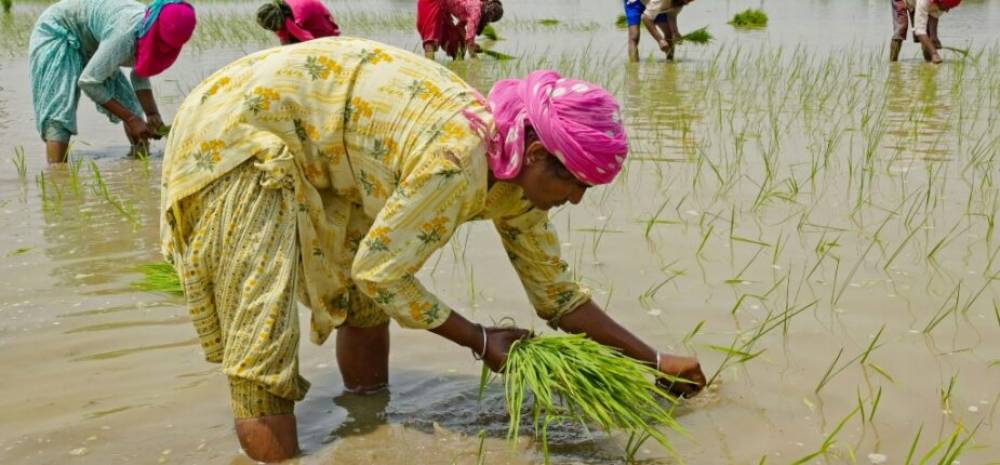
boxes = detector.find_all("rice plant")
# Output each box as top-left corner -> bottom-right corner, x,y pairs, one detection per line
729,9 -> 768,28
678,27 -> 712,45
615,14 -> 627,29
132,261 -> 183,295
1,0 -> 12,14
11,145 -> 26,179
481,24 -> 500,41
488,334 -> 684,463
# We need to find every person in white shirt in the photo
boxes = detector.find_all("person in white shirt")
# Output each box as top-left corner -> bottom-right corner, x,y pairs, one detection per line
891,0 -> 962,63
632,0 -> 695,61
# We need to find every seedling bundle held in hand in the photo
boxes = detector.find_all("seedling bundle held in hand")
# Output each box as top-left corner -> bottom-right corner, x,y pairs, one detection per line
484,333 -> 685,463
133,261 -> 183,295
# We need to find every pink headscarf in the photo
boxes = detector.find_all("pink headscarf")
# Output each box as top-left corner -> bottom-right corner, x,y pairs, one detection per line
279,0 -> 340,43
485,70 -> 628,186
134,1 -> 196,78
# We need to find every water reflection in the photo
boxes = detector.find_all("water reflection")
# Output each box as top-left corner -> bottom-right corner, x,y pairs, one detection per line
623,63 -> 700,162
884,63 -> 952,160
37,160 -> 161,294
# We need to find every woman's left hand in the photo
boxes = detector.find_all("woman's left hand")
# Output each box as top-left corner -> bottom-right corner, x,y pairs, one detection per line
656,353 -> 706,398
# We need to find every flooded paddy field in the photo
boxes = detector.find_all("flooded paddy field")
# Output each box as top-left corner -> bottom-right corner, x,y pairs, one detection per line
2,0 -> 1000,464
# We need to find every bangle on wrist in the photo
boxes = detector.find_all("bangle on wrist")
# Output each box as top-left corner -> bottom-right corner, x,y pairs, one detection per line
471,324 -> 487,361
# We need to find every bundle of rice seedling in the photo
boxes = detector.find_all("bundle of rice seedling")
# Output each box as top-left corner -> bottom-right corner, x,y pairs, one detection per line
481,24 -> 500,41
679,26 -> 713,45
537,18 -> 560,26
615,13 -> 628,29
2,0 -> 12,14
490,334 -> 684,462
481,49 -> 516,61
729,8 -> 768,28
155,125 -> 171,137
133,261 -> 183,295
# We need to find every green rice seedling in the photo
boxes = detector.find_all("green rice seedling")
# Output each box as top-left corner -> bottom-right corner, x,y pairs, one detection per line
707,301 -> 815,386
67,154 -> 83,196
859,325 -> 885,365
681,320 -> 704,345
155,124 -> 171,137
537,19 -> 560,27
481,49 -> 516,61
911,422 -> 980,465
639,264 -> 684,309
695,224 -> 714,258
868,385 -> 883,423
904,425 -> 924,465
832,215 -> 891,306
615,14 -> 627,29
481,24 -> 500,41
132,261 -> 183,295
1,0 -> 11,14
789,405 -> 861,465
939,373 -> 956,413
678,27 -> 712,45
11,145 -> 26,179
474,429 -> 487,465
729,9 -> 768,29
623,430 -> 651,463
88,160 -> 140,227
941,46 -> 970,58
923,283 -> 961,334
815,341 -> 876,395
492,334 -> 684,463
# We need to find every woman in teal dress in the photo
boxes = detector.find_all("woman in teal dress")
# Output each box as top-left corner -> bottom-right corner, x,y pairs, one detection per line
29,0 -> 197,163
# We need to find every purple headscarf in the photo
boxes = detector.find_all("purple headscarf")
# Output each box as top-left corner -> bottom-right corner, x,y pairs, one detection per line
483,70 -> 628,186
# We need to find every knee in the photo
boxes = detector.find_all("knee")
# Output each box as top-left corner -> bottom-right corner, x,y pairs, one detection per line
235,415 -> 300,463
628,29 -> 640,44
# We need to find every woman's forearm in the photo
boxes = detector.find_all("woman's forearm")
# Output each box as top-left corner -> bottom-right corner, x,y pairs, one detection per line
556,299 -> 657,364
100,98 -> 141,123
136,89 -> 160,117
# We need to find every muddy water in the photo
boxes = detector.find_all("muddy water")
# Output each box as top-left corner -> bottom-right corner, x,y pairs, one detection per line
2,1 -> 1000,464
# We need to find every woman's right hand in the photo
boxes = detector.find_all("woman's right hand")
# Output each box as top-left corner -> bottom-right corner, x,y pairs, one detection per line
482,326 -> 530,372
124,115 -> 153,143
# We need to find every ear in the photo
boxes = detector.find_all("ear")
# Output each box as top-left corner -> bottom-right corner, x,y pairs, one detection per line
524,141 -> 548,165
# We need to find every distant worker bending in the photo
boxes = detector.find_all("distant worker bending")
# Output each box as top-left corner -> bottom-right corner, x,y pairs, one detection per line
890,0 -> 961,64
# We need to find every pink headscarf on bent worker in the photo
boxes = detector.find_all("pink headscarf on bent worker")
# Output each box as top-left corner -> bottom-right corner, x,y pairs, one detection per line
485,70 -> 629,186
278,0 -> 340,43
134,0 -> 197,78
936,0 -> 960,9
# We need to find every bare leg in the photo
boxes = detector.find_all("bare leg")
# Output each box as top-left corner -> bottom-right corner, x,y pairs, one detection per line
918,34 -> 941,63
890,39 -> 903,62
656,22 -> 674,60
235,415 -> 300,463
46,140 -> 69,164
627,25 -> 640,63
336,323 -> 390,393
890,0 -> 908,62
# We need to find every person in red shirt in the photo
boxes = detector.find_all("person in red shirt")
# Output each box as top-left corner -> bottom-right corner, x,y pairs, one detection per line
256,0 -> 340,45
417,0 -> 503,60
890,0 -> 961,63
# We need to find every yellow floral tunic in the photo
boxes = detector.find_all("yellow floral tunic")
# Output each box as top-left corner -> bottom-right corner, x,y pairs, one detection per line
161,37 -> 589,388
